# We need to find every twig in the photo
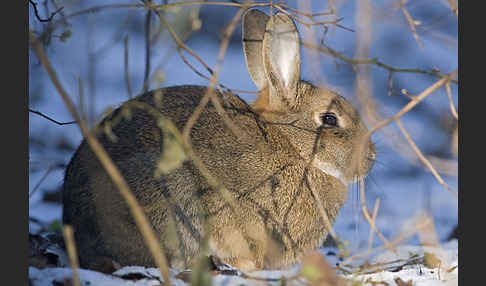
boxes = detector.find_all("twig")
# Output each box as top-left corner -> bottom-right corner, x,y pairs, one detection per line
29,108 -> 77,125
445,82 -> 458,120
161,2 -> 248,141
398,0 -> 423,49
29,165 -> 56,198
305,128 -> 337,241
143,0 -> 152,93
395,119 -> 457,196
306,173 -> 338,240
78,77 -> 88,124
176,45 -> 257,96
447,0 -> 458,18
367,198 -> 380,252
328,0 -> 335,16
387,71 -> 394,97
366,70 -> 458,137
29,30 -> 172,285
360,178 -> 396,254
124,36 -> 133,99
29,0 -> 64,23
301,42 -> 458,84
63,225 -> 81,286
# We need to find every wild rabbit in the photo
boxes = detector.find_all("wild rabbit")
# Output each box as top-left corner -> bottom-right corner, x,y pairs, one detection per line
62,9 -> 376,272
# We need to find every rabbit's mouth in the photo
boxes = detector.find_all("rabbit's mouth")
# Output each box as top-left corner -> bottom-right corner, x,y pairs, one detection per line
312,160 -> 348,186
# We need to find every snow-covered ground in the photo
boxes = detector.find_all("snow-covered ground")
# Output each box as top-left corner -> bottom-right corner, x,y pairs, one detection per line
29,239 -> 458,286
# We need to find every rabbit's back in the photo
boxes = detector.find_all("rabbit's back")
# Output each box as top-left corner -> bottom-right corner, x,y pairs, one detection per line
62,85 -> 289,269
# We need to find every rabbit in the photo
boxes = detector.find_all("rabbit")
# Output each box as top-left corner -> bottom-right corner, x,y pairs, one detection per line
62,8 -> 376,273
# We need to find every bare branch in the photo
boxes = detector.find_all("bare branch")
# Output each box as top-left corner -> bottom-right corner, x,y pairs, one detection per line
29,0 -> 64,23
366,70 -> 458,137
367,198 -> 380,252
124,36 -> 133,99
143,0 -> 152,93
29,165 -> 57,198
398,0 -> 424,49
302,41 -> 458,84
29,108 -> 77,125
395,119 -> 457,196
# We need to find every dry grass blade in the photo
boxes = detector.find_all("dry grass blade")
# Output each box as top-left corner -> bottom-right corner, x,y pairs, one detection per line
368,198 -> 380,252
342,218 -> 433,265
395,119 -> 457,197
63,225 -> 81,286
360,178 -> 396,254
29,30 -> 171,285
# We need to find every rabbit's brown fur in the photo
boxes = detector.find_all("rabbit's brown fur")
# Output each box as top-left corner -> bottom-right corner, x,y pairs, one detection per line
62,9 -> 375,272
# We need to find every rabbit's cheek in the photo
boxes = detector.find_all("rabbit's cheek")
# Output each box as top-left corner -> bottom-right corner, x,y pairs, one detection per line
312,160 -> 348,186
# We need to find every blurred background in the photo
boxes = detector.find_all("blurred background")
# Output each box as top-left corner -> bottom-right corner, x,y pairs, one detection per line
29,0 -> 458,255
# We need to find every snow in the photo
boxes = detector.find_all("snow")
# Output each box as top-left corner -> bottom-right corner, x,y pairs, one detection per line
29,240 -> 458,285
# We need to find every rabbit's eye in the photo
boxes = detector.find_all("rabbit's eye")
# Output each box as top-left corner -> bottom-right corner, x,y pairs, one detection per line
320,113 -> 338,127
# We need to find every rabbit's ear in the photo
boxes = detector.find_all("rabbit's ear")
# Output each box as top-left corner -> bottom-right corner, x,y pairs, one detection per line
263,13 -> 301,108
242,9 -> 270,91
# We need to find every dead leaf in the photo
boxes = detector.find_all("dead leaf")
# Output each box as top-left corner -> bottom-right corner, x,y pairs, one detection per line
300,251 -> 345,286
394,277 -> 413,286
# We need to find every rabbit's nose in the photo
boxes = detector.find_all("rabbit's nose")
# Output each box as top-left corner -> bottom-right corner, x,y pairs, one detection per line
368,150 -> 376,161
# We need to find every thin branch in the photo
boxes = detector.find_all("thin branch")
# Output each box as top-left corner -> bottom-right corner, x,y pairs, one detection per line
447,0 -> 458,18
367,198 -> 380,252
359,178 -> 396,254
387,71 -> 394,97
78,77 -> 88,124
304,127 -> 338,241
150,1 -> 249,141
395,119 -> 457,196
366,70 -> 458,137
353,71 -> 458,191
29,30 -> 171,284
445,82 -> 458,120
143,0 -> 152,93
29,0 -> 64,23
29,165 -> 56,198
63,225 -> 81,286
306,174 -> 338,240
302,41 -> 458,84
398,0 -> 423,49
124,36 -> 133,99
29,108 -> 77,125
